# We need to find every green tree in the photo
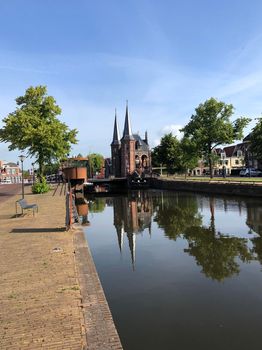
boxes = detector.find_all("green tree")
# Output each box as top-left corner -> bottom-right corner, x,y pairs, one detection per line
152,134 -> 198,176
250,117 -> 262,163
88,153 -> 104,177
152,133 -> 181,174
0,86 -> 78,178
177,137 -> 199,176
182,98 -> 250,177
23,170 -> 30,179
151,147 -> 161,167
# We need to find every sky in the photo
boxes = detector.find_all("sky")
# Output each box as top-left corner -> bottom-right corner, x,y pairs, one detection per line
1,0 -> 262,169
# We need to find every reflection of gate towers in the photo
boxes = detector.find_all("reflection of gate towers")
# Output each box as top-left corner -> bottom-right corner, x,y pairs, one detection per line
111,102 -> 151,178
112,192 -> 153,268
246,202 -> 262,235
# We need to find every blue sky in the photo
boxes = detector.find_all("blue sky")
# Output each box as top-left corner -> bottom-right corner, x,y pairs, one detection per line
1,0 -> 262,169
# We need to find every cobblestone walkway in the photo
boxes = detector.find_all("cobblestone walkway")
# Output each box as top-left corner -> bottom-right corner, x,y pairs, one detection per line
0,184 -> 122,350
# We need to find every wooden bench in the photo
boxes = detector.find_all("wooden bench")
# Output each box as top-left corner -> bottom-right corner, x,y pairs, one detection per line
16,199 -> 38,217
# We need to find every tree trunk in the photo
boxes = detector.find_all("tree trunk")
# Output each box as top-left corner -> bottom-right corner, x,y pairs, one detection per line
38,153 -> 44,182
208,150 -> 213,178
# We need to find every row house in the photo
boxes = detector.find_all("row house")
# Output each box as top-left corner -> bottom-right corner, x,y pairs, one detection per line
214,143 -> 246,175
190,142 -> 248,176
0,160 -> 22,183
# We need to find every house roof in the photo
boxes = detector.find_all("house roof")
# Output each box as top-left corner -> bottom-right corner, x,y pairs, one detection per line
133,134 -> 149,152
6,162 -> 18,167
111,112 -> 120,146
215,142 -> 248,157
122,103 -> 134,141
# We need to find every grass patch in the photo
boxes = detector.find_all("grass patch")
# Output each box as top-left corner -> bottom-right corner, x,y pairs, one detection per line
8,293 -> 17,299
162,175 -> 262,183
57,285 -> 80,293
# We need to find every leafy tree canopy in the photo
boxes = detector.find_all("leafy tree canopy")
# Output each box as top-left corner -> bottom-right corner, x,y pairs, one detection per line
152,133 -> 181,173
182,97 -> 250,176
0,86 -> 78,176
88,153 -> 104,176
43,162 -> 60,176
152,133 -> 198,175
177,137 -> 199,174
250,117 -> 262,162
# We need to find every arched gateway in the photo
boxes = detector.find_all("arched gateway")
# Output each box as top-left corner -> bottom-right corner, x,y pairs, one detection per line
110,103 -> 151,178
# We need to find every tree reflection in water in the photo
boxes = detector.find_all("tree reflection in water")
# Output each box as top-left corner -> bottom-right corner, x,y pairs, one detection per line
183,224 -> 253,281
153,192 -> 254,281
153,192 -> 202,240
87,191 -> 261,282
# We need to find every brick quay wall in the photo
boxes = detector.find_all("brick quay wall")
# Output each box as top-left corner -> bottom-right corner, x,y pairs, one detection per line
150,178 -> 262,197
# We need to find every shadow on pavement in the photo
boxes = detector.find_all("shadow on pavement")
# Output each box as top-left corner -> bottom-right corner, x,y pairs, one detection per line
11,227 -> 66,233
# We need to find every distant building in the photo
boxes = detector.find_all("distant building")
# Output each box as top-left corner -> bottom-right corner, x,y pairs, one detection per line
190,141 -> 250,176
214,143 -> 246,175
0,160 -> 22,183
111,103 -> 151,178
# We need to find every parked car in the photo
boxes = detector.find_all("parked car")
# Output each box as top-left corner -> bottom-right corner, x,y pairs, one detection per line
239,168 -> 262,177
0,178 -> 12,184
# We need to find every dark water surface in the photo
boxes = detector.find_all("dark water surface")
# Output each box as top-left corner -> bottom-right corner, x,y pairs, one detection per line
83,190 -> 262,350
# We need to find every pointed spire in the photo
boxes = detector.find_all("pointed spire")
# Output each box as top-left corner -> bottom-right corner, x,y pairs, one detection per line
122,100 -> 134,140
116,226 -> 124,253
111,109 -> 120,145
127,232 -> 136,270
144,130 -> 148,145
148,221 -> 152,237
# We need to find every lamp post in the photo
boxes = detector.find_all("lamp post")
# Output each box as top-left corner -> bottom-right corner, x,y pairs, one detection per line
19,154 -> 25,199
244,143 -> 251,178
31,162 -> 35,184
221,150 -> 226,178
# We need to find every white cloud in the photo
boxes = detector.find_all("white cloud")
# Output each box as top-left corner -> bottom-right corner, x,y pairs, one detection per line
161,124 -> 183,139
152,123 -> 184,148
153,138 -> 160,147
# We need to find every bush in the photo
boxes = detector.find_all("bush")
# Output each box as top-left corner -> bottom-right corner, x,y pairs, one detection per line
32,177 -> 51,194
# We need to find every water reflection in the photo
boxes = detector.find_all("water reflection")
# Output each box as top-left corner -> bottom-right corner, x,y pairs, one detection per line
246,201 -> 262,264
75,192 -> 90,226
183,222 -> 253,281
110,192 -> 153,269
84,191 -> 262,350
153,191 -> 202,240
85,191 -> 262,281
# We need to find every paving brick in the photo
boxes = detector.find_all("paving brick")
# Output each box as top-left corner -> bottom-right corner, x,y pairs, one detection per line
0,184 -> 122,350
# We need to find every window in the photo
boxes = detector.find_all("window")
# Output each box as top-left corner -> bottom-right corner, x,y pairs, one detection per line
237,150 -> 242,157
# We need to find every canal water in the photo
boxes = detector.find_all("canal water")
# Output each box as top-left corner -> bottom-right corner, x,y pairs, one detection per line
82,190 -> 262,350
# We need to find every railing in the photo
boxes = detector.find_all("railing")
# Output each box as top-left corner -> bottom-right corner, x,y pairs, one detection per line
65,185 -> 80,230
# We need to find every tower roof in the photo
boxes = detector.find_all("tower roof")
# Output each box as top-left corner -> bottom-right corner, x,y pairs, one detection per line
144,130 -> 148,145
122,101 -> 134,141
111,110 -> 120,146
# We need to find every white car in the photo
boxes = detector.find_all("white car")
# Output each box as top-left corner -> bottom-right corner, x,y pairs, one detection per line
239,168 -> 262,177
1,179 -> 12,184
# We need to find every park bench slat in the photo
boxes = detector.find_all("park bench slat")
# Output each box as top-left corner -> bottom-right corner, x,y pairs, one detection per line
16,199 -> 38,216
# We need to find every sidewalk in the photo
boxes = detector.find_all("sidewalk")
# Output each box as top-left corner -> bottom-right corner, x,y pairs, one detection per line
0,185 -> 122,350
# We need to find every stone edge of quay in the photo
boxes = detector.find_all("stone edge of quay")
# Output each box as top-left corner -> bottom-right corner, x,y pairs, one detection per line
72,224 -> 123,350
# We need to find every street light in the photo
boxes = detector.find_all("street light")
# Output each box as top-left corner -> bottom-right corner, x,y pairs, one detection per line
19,154 -> 25,199
31,162 -> 35,184
221,150 -> 226,178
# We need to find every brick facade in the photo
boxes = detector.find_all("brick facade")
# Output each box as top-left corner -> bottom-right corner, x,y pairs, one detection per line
111,105 -> 151,178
